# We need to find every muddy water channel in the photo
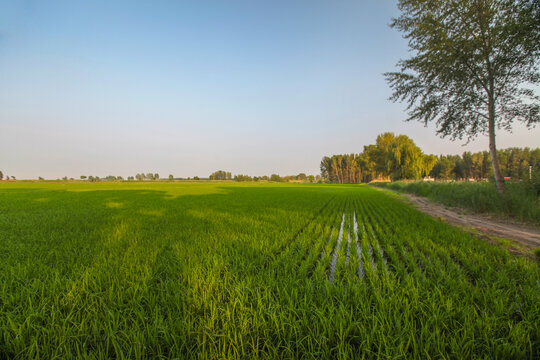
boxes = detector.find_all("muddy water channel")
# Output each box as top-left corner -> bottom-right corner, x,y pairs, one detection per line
328,213 -> 345,283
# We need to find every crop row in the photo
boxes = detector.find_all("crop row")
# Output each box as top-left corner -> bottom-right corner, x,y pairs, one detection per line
272,191 -> 535,293
0,182 -> 538,359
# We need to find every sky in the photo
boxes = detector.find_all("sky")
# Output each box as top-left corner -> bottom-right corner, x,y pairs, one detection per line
1,0 -> 538,179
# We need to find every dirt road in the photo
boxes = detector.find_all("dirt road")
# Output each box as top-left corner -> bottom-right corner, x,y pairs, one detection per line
380,189 -> 540,249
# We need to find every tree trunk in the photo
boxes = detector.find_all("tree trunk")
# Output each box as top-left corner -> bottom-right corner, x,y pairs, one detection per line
488,97 -> 506,194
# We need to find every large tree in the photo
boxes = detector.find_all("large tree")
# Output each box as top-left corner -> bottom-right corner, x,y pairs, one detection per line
385,0 -> 539,193
373,132 -> 397,178
385,134 -> 437,180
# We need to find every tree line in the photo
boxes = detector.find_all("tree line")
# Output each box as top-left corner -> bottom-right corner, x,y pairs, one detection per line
0,171 -> 16,180
431,148 -> 540,181
321,132 -> 539,183
19,171 -> 320,183
211,170 -> 320,183
209,171 -> 232,180
231,173 -> 321,183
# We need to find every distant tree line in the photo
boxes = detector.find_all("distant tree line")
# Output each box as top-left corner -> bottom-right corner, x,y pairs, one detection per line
431,148 -> 540,181
66,171 -> 321,183
75,173 -> 158,181
209,171 -> 232,180
321,133 -> 540,183
135,173 -> 159,181
229,173 -> 320,183
0,171 -> 16,180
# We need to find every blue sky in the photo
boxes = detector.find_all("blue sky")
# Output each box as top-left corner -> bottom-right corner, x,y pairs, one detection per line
1,0 -> 538,179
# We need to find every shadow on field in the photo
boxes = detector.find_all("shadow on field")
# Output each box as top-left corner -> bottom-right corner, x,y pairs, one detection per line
0,184 -> 349,285
1,184 -> 359,356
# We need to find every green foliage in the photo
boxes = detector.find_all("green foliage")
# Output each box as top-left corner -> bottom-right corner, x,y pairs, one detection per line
321,133 -> 437,183
385,134 -> 434,180
234,174 -> 253,182
323,131 -> 539,183
374,181 -> 540,225
385,0 -> 539,141
209,170 -> 232,180
0,182 -> 538,358
134,173 -> 160,181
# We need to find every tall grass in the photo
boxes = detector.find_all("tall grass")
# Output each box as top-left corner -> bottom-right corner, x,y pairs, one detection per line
373,181 -> 540,225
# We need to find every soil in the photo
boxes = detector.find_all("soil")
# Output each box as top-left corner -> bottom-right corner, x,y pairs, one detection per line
379,189 -> 540,249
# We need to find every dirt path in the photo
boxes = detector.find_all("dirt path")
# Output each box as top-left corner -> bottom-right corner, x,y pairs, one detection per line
378,189 -> 540,249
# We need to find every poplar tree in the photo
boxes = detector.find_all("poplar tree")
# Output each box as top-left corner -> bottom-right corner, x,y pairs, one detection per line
385,0 -> 539,193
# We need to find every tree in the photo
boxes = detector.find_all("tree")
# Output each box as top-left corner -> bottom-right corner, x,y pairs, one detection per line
360,146 -> 378,182
0,171 -> 3,180
462,152 -> 474,178
432,156 -> 456,180
423,154 -> 439,177
234,174 -> 253,182
385,134 -> 435,180
386,0 -> 539,193
209,170 -> 232,180
169,174 -> 174,181
270,174 -> 282,182
320,157 -> 332,182
373,132 -> 397,178
80,175 -> 87,180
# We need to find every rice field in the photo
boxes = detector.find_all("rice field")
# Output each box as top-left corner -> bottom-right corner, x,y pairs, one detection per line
0,182 -> 538,359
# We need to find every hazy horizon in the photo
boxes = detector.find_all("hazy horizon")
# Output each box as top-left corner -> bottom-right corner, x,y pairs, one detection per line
1,1 -> 538,180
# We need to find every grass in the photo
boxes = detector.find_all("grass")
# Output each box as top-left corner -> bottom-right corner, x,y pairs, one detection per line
0,182 -> 538,359
372,180 -> 540,226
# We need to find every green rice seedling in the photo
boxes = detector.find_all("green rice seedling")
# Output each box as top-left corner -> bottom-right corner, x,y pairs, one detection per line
0,182 -> 538,359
